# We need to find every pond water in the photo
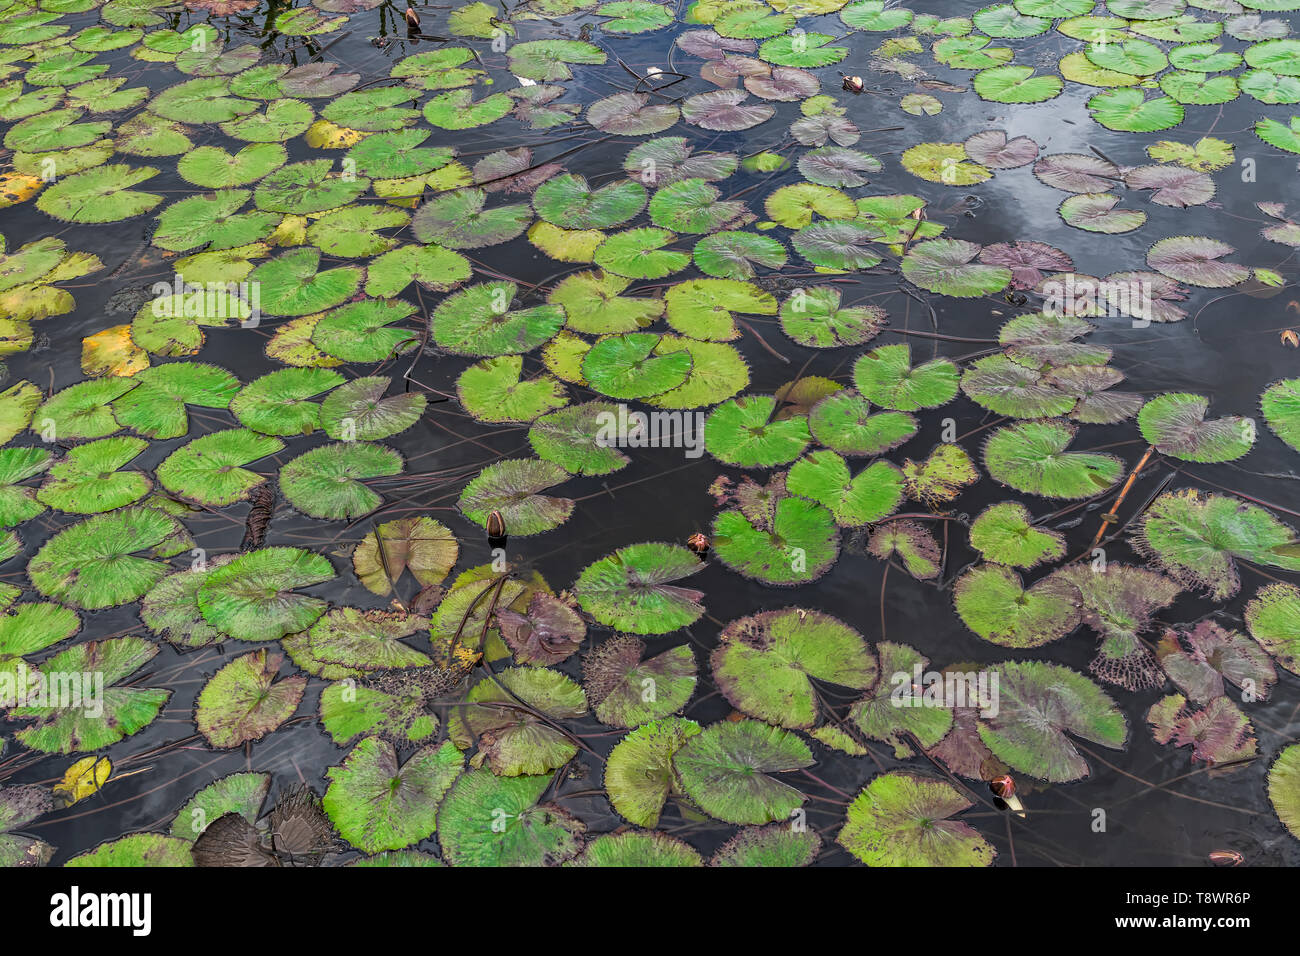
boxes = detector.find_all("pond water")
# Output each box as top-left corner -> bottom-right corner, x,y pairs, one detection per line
2,0 -> 1300,867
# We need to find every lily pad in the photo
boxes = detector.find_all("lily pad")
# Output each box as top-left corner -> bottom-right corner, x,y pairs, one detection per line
197,547 -> 333,641
195,649 -> 305,748
838,772 -> 995,867
673,719 -> 813,824
712,608 -> 876,728
573,542 -> 705,634
437,770 -> 583,866
984,419 -> 1124,498
324,737 -> 461,853
976,660 -> 1127,782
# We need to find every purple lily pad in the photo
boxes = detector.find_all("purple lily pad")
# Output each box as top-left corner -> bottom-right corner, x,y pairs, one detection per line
1123,165 -> 1216,207
963,129 -> 1040,169
1147,236 -> 1250,288
588,92 -> 681,134
681,89 -> 775,131
745,66 -> 820,101
1033,152 -> 1122,193
473,148 -> 563,194
1157,620 -> 1277,705
676,29 -> 757,60
790,113 -> 861,147
495,591 -> 586,666
1148,694 -> 1257,765
1100,271 -> 1189,323
979,241 -> 1073,289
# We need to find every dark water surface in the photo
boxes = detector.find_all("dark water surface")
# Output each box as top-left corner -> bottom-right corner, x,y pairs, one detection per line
3,0 -> 1300,866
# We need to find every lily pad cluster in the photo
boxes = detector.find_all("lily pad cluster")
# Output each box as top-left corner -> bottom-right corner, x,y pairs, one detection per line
1,0 -> 1299,870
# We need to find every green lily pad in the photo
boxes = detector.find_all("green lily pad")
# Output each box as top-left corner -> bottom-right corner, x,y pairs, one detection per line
713,608 -> 876,729
1049,563 -> 1180,690
319,376 -> 427,441
973,64 -> 1063,102
713,494 -> 839,585
572,542 -> 705,634
197,547 -> 333,641
195,648 -> 305,748
156,428 -> 283,506
141,563 -> 227,649
787,451 -> 904,527
548,270 -> 664,335
902,444 -> 980,505
457,458 -> 573,536
1247,584 -> 1300,678
528,402 -> 632,476
902,239 -> 1012,297
248,248 -> 363,317
983,419 -> 1124,498
582,636 -> 697,728
570,830 -> 701,866
673,719 -> 813,825
37,436 -> 150,513
955,563 -> 1080,648
66,833 -> 192,867
0,447 -> 52,526
1268,744 -> 1300,841
849,641 -> 954,757
968,501 -> 1065,568
431,280 -> 565,356
581,332 -> 693,399
324,737 -> 461,853
1138,393 -> 1255,462
807,391 -> 918,457
10,636 -> 169,753
853,344 -> 960,411
534,173 -> 647,230
230,367 -> 344,436
112,362 -> 240,439
280,442 -> 403,521
413,189 -> 531,251
705,394 -> 811,467
437,770 -> 584,866
962,354 -> 1076,419
456,666 -> 587,775
593,227 -> 691,279
838,772 -> 994,867
603,717 -> 700,827
319,681 -> 438,748
29,507 -> 191,609
253,159 -> 369,215
779,286 -> 884,348
976,660 -> 1127,782
35,377 -> 134,440
177,143 -> 287,188
304,608 -> 431,676
170,772 -> 271,841
1137,489 -> 1300,600
1088,88 -> 1184,131
458,356 -> 567,424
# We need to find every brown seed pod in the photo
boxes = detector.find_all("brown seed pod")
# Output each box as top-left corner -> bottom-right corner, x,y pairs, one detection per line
486,510 -> 506,540
687,532 -> 709,557
989,774 -> 1016,799
1282,329 -> 1299,348
841,74 -> 864,94
1208,850 -> 1244,867
404,6 -> 420,29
